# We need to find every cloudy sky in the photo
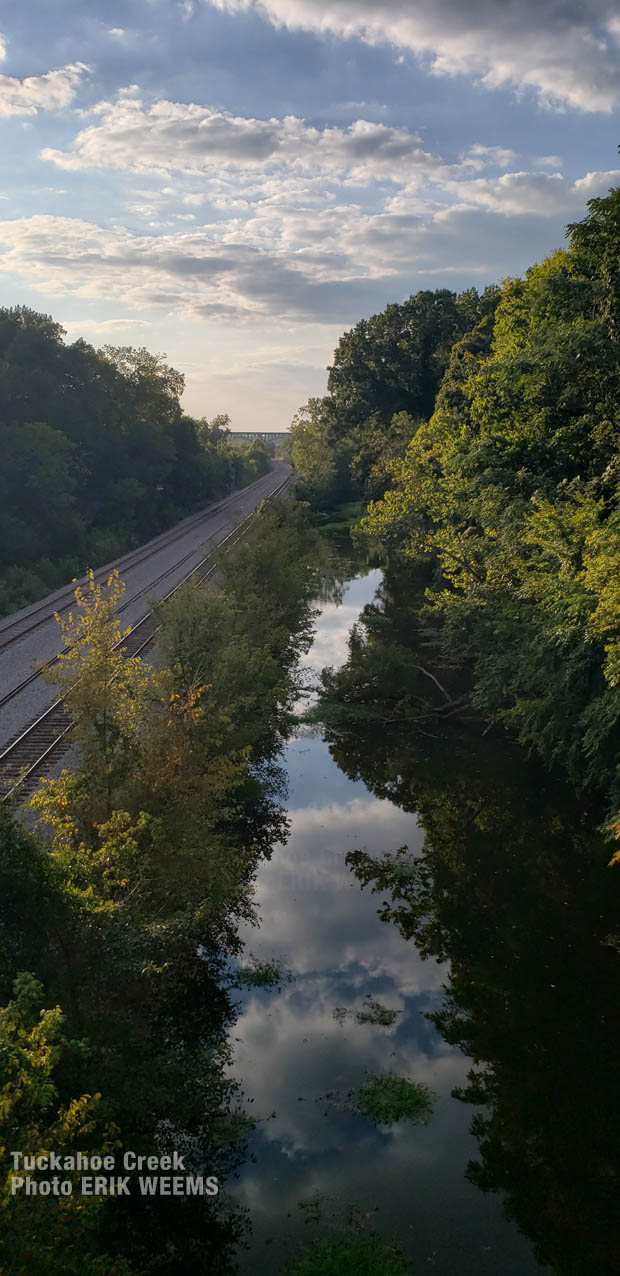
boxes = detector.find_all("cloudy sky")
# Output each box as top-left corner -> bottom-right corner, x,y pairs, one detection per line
1,2 -> 620,429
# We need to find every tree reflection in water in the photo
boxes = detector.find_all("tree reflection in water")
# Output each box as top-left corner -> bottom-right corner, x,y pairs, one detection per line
316,566 -> 620,1276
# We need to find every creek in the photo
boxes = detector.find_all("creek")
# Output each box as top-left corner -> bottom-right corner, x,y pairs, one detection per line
228,564 -> 547,1274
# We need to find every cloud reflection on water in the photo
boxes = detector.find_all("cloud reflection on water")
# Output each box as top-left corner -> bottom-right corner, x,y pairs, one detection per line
227,570 -> 541,1276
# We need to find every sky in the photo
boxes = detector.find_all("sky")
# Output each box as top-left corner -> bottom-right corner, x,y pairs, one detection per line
1,2 -> 620,430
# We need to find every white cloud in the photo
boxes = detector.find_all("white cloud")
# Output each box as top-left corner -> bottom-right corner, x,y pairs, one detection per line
42,95 -> 449,183
574,168 -> 620,198
0,32 -> 7,61
0,62 -> 90,119
2,149 -> 619,327
608,15 -> 620,42
182,192 -> 209,206
388,167 -> 620,221
207,0 -> 620,112
0,213 -> 366,322
438,170 -> 574,217
107,27 -> 126,38
62,317 -> 151,336
464,143 -> 517,171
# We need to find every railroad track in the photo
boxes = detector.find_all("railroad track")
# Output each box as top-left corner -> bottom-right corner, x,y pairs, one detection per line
0,479 -> 274,716
0,472 -> 292,803
0,468 -> 281,655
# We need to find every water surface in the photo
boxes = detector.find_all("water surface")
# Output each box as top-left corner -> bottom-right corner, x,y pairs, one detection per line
228,568 -> 543,1274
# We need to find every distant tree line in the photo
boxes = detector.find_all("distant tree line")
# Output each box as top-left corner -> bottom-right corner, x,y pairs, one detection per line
0,307 -> 270,615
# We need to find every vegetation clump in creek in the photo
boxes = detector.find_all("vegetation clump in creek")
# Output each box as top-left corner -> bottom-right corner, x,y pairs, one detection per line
354,1074 -> 435,1126
332,999 -> 402,1027
236,957 -> 293,988
283,1233 -> 410,1276
355,999 -> 401,1027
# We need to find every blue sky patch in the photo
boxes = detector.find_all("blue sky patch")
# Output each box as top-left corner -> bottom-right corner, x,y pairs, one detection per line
1,0 -> 619,427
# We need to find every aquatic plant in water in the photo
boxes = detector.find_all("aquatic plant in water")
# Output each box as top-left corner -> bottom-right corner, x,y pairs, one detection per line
355,999 -> 402,1027
284,1233 -> 409,1275
236,956 -> 293,988
332,998 -> 402,1026
354,1073 -> 435,1125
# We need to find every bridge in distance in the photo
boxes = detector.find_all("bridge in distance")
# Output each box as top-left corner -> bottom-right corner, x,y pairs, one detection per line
233,430 -> 289,444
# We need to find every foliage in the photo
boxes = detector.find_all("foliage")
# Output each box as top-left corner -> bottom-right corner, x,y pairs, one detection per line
347,184 -> 620,807
290,398 -> 359,510
0,974 -> 107,1182
331,999 -> 401,1027
354,999 -> 401,1027
0,307 -> 269,615
326,287 -> 498,437
283,1233 -> 409,1275
236,957 -> 292,988
156,498 -> 324,761
290,285 -> 500,506
0,972 -> 123,1276
0,494 -> 322,1271
316,567 -> 620,1275
291,399 -> 337,489
354,1074 -> 435,1126
291,176 -> 620,817
32,571 -> 246,924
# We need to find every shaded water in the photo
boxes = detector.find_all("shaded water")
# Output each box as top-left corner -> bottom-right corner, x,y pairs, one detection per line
228,567 -> 545,1274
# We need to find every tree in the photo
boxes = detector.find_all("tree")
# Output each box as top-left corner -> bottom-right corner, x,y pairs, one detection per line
290,399 -> 337,489
291,286 -> 499,500
0,972 -> 117,1276
100,345 -> 185,421
0,497 -> 323,1273
358,186 -> 620,794
0,308 -> 261,616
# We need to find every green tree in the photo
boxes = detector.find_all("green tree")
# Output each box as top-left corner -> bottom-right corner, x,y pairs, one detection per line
0,972 -> 120,1276
358,185 -> 620,797
0,308 -> 269,616
291,286 -> 499,503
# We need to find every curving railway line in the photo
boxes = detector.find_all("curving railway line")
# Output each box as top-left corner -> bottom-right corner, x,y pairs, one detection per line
0,465 -> 292,803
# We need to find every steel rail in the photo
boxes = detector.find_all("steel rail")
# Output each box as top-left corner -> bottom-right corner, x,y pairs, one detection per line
0,487 -> 271,713
0,468 -> 280,653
